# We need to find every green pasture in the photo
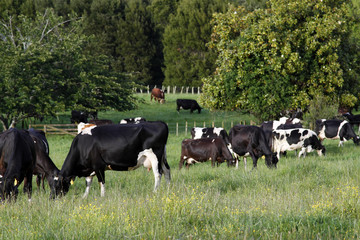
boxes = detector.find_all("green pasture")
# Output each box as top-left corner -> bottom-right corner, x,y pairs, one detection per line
1,94 -> 360,239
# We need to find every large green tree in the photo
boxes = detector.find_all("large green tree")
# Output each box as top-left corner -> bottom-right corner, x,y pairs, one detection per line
0,9 -> 136,130
162,0 -> 229,87
201,0 -> 359,120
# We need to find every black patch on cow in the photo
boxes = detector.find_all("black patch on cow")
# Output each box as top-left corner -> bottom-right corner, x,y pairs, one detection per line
302,130 -> 308,136
280,135 -> 284,140
286,129 -> 301,145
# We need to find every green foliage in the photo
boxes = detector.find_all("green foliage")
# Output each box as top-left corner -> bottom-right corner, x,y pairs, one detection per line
0,9 -> 136,129
162,0 -> 228,87
302,94 -> 339,129
201,0 -> 359,120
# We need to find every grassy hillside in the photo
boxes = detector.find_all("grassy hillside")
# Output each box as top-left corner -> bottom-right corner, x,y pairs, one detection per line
1,94 -> 359,239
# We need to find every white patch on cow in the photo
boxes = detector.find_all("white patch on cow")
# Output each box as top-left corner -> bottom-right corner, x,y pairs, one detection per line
120,120 -> 127,124
100,182 -> 105,197
272,120 -> 282,130
53,176 -> 59,181
212,139 -> 215,143
82,176 -> 94,198
213,127 -> 223,136
186,157 -> 199,164
77,122 -> 97,135
134,117 -> 142,123
292,118 -> 301,124
279,117 -> 289,124
193,127 -> 203,139
129,148 -> 161,192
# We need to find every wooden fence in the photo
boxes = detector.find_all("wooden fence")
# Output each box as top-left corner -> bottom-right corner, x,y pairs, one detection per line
134,86 -> 201,94
28,124 -> 77,136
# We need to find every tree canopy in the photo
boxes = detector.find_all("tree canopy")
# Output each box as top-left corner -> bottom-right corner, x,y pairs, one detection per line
200,0 -> 360,120
0,10 -> 136,129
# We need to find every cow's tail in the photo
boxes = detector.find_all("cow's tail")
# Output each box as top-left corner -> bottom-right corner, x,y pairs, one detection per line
160,145 -> 171,184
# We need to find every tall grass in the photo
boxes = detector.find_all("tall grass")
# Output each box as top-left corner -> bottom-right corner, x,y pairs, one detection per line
0,94 -> 359,239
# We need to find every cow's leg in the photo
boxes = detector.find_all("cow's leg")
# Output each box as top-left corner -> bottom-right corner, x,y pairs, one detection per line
138,149 -> 161,191
95,171 -> 106,197
249,152 -> 258,169
36,174 -> 41,189
179,155 -> 186,170
83,173 -> 95,198
161,147 -> 171,184
338,138 -> 344,147
298,148 -> 306,158
243,156 -> 247,170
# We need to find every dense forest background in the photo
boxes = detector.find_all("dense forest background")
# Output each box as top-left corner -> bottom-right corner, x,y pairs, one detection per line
0,0 -> 359,127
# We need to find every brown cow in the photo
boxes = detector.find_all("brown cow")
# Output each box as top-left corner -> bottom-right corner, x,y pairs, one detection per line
151,88 -> 165,104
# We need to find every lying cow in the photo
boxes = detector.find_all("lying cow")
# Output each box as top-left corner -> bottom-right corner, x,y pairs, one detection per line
229,125 -> 278,169
120,117 -> 147,124
272,128 -> 325,159
315,119 -> 360,146
0,128 -> 36,201
151,88 -> 165,103
176,99 -> 201,113
179,138 -> 235,169
54,121 -> 171,198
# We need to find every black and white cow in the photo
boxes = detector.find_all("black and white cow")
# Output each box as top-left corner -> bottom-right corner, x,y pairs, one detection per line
28,129 -> 59,198
229,125 -> 278,169
0,128 -> 36,201
70,110 -> 88,124
54,121 -> 170,198
120,117 -> 147,124
179,138 -> 235,169
343,112 -> 360,134
315,119 -> 360,146
191,127 -> 233,151
272,128 -> 325,159
176,99 -> 201,113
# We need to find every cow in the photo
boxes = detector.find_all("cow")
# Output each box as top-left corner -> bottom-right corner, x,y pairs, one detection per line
0,128 -> 36,201
191,127 -> 234,155
176,99 -> 201,113
315,119 -> 360,146
260,117 -> 302,132
70,110 -> 88,124
151,88 -> 165,103
54,121 -> 171,198
272,128 -> 325,159
229,125 -> 278,169
343,112 -> 360,134
28,129 -> 59,198
179,138 -> 235,169
120,117 -> 147,124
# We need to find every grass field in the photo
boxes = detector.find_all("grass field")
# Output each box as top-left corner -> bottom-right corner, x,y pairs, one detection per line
1,94 -> 359,239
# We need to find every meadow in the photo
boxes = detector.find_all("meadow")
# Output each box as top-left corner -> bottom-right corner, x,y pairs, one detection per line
0,94 -> 359,239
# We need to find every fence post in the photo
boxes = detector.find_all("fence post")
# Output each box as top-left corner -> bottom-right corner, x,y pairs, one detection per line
186,87 -> 189,94
181,86 -> 184,94
185,121 -> 188,136
147,85 -> 150,94
203,122 -> 206,127
212,121 -> 214,127
167,86 -> 170,94
231,121 -> 233,128
44,125 -> 47,134
174,86 -> 177,94
198,87 -> 201,94
192,87 -> 194,94
176,122 -> 178,136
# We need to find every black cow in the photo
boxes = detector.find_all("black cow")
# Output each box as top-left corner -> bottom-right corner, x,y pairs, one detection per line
315,119 -> 360,146
70,110 -> 88,124
28,129 -> 59,198
120,117 -> 147,124
179,138 -> 235,169
89,119 -> 113,125
272,128 -> 325,159
54,121 -> 171,198
0,128 -> 36,201
229,125 -> 278,169
176,99 -> 201,113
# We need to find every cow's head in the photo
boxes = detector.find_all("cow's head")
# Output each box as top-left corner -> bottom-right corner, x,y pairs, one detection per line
353,136 -> 360,145
265,153 -> 278,168
53,175 -> 73,198
317,145 -> 326,156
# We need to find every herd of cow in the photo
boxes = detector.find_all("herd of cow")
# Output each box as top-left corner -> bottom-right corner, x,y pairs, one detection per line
1,101 -> 360,202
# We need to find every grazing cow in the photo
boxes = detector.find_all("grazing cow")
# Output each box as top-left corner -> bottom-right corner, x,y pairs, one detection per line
343,112 -> 360,134
315,119 -> 360,146
176,99 -> 202,113
70,110 -> 88,124
28,129 -> 59,198
272,128 -> 325,159
229,125 -> 278,169
179,138 -> 235,169
0,128 -> 36,201
120,117 -> 147,124
89,119 -> 113,125
151,88 -> 165,103
54,121 -> 171,198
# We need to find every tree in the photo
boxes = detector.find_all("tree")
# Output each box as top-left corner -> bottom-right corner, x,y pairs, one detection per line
201,0 -> 359,120
162,0 -> 228,87
0,9 -> 136,130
